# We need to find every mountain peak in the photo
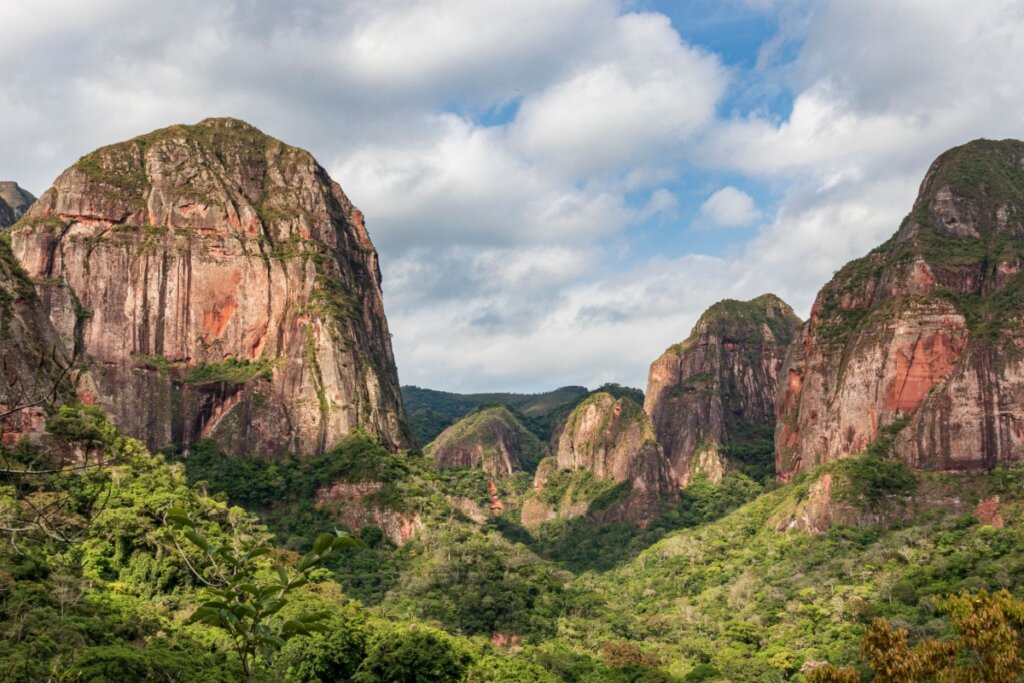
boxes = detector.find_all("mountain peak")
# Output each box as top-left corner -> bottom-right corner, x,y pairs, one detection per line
0,181 -> 35,228
685,293 -> 800,350
646,293 -> 800,485
779,137 -> 1024,479
10,118 -> 408,455
894,138 -> 1024,262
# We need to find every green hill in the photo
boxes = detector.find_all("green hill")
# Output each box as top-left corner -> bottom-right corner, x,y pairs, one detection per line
402,384 -> 588,446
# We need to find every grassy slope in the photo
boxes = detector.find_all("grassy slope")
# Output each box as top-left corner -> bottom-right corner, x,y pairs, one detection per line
557,465 -> 1024,681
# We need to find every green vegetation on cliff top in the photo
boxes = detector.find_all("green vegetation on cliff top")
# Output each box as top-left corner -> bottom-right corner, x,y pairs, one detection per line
427,404 -> 544,473
669,293 -> 801,354
402,384 -> 589,446
815,139 -> 1024,342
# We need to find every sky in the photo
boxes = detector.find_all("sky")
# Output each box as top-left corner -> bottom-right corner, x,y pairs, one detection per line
3,0 -> 1024,393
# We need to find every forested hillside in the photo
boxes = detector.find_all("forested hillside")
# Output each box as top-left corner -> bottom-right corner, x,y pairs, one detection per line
7,122 -> 1024,683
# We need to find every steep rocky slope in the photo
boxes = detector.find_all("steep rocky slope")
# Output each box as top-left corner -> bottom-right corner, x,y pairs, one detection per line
0,235 -> 70,445
778,138 -> 1024,479
9,118 -> 408,456
523,392 -> 676,526
0,182 -> 35,226
0,198 -> 14,229
426,405 -> 542,478
645,294 -> 800,484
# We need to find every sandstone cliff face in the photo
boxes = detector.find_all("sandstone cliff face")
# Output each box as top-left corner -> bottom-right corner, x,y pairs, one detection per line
0,197 -> 15,229
645,294 -> 800,485
0,182 -> 35,227
778,139 -> 1024,479
9,118 -> 408,456
315,481 -> 422,546
0,236 -> 70,446
426,405 -> 541,478
526,392 -> 676,525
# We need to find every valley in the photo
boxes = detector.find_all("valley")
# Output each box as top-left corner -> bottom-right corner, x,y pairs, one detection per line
3,121 -> 1024,682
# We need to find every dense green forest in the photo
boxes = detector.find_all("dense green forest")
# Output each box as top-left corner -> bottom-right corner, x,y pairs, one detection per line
401,385 -> 589,445
6,401 -> 1024,681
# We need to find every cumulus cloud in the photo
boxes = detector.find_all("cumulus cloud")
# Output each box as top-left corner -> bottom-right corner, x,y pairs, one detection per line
510,12 -> 726,178
697,186 -> 762,227
3,0 -> 1024,393
387,0 -> 1024,391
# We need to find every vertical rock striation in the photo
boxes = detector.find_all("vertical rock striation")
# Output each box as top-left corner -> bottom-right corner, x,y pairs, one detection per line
9,118 -> 408,456
777,139 -> 1024,479
0,236 -> 70,445
645,295 -> 801,484
525,392 -> 677,526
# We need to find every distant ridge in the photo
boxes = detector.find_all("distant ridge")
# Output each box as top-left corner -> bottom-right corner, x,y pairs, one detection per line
402,384 -> 588,445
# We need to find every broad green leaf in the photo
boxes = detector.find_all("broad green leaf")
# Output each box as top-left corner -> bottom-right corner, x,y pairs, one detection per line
296,551 -> 319,573
312,533 -> 334,555
281,620 -> 306,636
166,514 -> 195,528
246,547 -> 271,561
274,567 -> 288,586
331,535 -> 366,550
262,599 -> 286,616
184,530 -> 209,553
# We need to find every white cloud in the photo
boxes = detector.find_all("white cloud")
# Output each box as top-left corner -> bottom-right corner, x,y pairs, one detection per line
697,186 -> 762,227
5,0 -> 1024,395
333,0 -> 611,101
511,12 -> 726,178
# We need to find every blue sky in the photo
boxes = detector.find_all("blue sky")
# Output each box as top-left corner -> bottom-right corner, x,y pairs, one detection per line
3,0 -> 1023,393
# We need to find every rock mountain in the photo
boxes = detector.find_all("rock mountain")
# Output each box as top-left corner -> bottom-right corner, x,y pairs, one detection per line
645,294 -> 800,484
522,391 -> 677,526
0,182 -> 36,228
427,405 -> 542,478
9,118 -> 408,456
778,139 -> 1024,479
0,236 -> 69,446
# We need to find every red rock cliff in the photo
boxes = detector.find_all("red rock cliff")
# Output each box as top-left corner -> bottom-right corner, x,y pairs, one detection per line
777,139 -> 1024,479
525,392 -> 676,525
645,294 -> 800,484
0,236 -> 70,445
9,118 -> 408,455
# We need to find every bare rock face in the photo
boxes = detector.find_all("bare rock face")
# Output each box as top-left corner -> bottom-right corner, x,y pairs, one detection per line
778,138 -> 1024,479
0,197 -> 15,229
0,182 -> 35,227
315,481 -> 422,546
426,405 -> 541,478
645,294 -> 801,485
9,118 -> 408,456
0,237 -> 70,445
526,392 -> 677,526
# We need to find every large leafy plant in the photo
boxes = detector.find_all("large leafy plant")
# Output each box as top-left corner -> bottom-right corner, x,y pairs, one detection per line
164,507 -> 363,680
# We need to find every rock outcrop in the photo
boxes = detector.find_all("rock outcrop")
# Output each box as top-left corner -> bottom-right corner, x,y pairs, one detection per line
9,118 -> 408,456
645,294 -> 800,484
0,182 -> 35,227
0,236 -> 70,446
426,405 -> 542,478
525,392 -> 676,526
0,197 -> 15,229
778,139 -> 1024,479
315,481 -> 423,546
